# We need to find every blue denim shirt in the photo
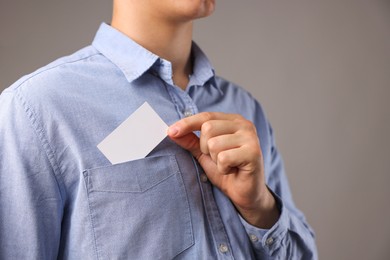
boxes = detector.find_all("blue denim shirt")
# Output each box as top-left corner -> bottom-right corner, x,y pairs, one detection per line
0,23 -> 317,259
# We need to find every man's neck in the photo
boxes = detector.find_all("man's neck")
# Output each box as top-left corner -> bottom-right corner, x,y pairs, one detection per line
111,4 -> 193,89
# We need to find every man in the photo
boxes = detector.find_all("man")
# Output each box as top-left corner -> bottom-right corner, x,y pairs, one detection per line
0,0 -> 317,259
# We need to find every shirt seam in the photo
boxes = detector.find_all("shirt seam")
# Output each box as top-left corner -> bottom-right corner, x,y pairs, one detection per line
14,89 -> 66,205
83,172 -> 102,260
10,52 -> 101,92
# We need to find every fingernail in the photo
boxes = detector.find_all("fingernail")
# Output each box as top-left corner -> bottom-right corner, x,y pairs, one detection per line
168,126 -> 179,137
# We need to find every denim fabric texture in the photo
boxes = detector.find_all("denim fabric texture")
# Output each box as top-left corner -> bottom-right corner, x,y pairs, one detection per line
0,23 -> 317,259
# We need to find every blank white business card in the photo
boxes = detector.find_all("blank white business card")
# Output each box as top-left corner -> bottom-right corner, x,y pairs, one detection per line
97,102 -> 168,164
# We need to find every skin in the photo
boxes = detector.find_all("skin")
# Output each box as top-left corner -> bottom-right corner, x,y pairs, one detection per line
112,0 -> 215,89
112,0 -> 279,228
168,113 -> 279,228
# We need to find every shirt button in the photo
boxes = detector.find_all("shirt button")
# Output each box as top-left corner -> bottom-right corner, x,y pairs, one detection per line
265,237 -> 274,246
183,110 -> 193,117
200,174 -> 208,183
219,244 -> 229,253
249,234 -> 259,242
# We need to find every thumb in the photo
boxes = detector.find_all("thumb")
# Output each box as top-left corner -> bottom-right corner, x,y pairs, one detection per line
168,127 -> 222,187
168,130 -> 219,179
168,130 -> 202,159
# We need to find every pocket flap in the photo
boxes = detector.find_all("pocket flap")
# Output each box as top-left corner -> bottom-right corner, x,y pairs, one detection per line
84,155 -> 179,193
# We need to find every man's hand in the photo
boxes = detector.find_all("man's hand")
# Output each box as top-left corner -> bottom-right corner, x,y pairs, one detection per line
168,112 -> 279,229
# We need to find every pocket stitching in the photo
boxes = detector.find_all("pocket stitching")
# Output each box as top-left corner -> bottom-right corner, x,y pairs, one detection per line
83,172 -> 104,260
85,155 -> 179,193
83,154 -> 194,259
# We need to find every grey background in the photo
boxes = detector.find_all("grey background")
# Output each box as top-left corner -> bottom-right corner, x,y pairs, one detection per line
1,1 -> 389,259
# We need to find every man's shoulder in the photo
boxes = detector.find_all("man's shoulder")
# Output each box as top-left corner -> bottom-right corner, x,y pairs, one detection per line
4,45 -> 102,96
213,75 -> 268,125
214,75 -> 259,105
0,45 -> 115,115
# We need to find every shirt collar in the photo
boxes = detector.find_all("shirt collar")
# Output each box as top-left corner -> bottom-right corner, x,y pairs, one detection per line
92,23 -> 221,94
189,42 -> 219,91
92,23 -> 159,83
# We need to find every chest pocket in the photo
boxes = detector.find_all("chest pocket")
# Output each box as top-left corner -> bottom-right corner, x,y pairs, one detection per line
83,155 -> 194,260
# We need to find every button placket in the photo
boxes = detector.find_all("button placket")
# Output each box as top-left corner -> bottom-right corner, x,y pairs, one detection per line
181,92 -> 197,119
166,81 -> 234,259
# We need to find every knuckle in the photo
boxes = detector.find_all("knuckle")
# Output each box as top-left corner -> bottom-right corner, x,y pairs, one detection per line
201,112 -> 214,122
217,152 -> 230,165
232,113 -> 244,120
246,144 -> 262,159
235,118 -> 255,131
201,121 -> 213,133
207,138 -> 218,151
232,117 -> 245,125
243,120 -> 254,129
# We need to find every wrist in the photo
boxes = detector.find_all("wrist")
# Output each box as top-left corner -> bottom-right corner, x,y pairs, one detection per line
236,188 -> 280,229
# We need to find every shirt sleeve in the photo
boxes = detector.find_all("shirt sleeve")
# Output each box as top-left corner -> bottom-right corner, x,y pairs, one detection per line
239,101 -> 318,259
0,89 -> 63,259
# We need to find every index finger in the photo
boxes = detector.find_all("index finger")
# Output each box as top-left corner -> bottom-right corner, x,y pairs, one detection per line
168,112 -> 239,138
